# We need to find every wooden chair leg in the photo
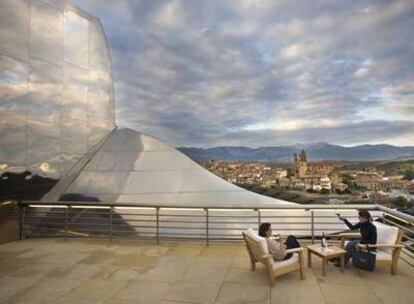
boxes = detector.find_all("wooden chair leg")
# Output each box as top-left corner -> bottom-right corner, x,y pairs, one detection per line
268,274 -> 275,286
266,264 -> 275,286
299,252 -> 305,280
251,260 -> 256,271
391,248 -> 401,275
391,259 -> 398,275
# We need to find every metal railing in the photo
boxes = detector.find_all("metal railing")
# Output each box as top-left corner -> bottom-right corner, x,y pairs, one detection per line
16,201 -> 414,268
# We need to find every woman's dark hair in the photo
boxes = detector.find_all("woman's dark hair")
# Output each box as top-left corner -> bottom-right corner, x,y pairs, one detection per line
358,210 -> 372,221
259,222 -> 271,237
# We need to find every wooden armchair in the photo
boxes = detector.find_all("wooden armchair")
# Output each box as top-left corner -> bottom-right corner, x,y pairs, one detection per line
339,222 -> 404,275
242,228 -> 305,285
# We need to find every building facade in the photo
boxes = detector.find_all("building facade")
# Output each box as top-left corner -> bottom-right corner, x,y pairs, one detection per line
0,0 -> 115,200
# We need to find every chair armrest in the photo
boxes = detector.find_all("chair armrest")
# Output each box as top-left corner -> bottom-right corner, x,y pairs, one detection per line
286,247 -> 305,254
261,254 -> 273,260
339,232 -> 361,238
357,244 -> 404,249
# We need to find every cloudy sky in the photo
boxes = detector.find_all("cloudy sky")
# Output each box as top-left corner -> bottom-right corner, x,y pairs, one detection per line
73,0 -> 414,148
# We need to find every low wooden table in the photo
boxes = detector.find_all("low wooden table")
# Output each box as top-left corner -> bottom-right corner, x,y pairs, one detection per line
306,244 -> 346,276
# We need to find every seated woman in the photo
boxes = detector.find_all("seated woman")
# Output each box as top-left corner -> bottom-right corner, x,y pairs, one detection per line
335,210 -> 377,267
258,222 -> 301,261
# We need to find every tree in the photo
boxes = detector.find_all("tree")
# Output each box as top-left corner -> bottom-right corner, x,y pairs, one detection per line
392,196 -> 409,208
321,188 -> 330,195
403,169 -> 414,181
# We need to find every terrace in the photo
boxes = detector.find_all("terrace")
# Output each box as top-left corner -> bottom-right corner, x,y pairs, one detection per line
1,202 -> 414,304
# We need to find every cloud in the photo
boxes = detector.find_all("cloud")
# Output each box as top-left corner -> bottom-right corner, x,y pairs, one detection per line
72,0 -> 414,147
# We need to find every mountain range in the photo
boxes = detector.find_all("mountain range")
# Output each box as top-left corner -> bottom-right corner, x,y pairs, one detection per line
177,143 -> 414,162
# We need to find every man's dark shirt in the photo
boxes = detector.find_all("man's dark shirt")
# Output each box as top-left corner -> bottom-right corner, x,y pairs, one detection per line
344,219 -> 377,245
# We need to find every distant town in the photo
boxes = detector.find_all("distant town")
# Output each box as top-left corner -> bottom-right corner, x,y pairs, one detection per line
199,150 -> 414,210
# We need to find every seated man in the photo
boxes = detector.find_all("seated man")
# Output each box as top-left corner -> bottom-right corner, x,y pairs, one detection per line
335,210 -> 377,267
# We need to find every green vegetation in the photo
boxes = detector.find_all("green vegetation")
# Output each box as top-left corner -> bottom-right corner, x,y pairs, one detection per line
340,159 -> 414,176
320,188 -> 330,194
403,169 -> 414,180
392,196 -> 411,208
236,184 -> 352,204
344,200 -> 373,205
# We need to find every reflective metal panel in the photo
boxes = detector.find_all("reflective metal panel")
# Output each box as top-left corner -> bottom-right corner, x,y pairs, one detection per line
85,151 -> 140,171
88,118 -> 111,148
68,171 -> 129,194
101,129 -> 173,152
61,128 -> 292,207
61,119 -> 87,154
28,59 -> 62,122
41,0 -> 63,11
132,151 -> 195,171
27,120 -> 61,178
0,1 -> 116,200
122,171 -> 184,194
60,153 -> 83,176
0,123 -> 27,172
0,55 -> 28,126
30,0 -> 63,65
62,63 -> 88,121
116,193 -> 179,205
64,9 -> 89,68
0,0 -> 30,61
88,69 -> 110,120
89,21 -> 111,71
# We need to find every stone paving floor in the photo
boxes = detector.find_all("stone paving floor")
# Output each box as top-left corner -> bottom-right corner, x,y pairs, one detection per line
1,238 -> 414,304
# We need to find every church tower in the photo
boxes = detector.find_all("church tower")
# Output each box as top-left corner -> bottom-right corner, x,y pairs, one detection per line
294,149 -> 308,178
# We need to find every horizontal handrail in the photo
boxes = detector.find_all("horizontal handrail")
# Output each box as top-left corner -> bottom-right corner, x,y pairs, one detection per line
20,201 -> 414,224
22,200 -> 380,210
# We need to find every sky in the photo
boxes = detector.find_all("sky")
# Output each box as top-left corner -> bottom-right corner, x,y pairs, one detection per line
72,0 -> 414,148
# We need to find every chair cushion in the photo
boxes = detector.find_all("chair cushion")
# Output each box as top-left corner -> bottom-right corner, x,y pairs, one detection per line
374,222 -> 399,253
244,228 -> 269,258
271,253 -> 299,270
376,249 -> 392,261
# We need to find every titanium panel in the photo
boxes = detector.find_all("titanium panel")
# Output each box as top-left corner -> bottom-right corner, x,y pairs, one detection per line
89,20 -> 111,71
60,119 -> 87,154
0,0 -> 30,61
27,120 -> 61,178
0,55 -> 29,126
62,63 -> 88,121
63,9 -> 89,68
28,59 -> 62,122
1,0 -> 116,200
0,124 -> 27,172
41,0 -> 63,11
62,128 -> 292,207
30,0 -> 63,65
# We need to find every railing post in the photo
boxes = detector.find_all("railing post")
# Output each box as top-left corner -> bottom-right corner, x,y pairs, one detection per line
64,206 -> 68,240
109,206 -> 113,244
311,210 -> 315,244
205,208 -> 209,246
257,209 -> 261,230
156,207 -> 160,245
17,201 -> 23,240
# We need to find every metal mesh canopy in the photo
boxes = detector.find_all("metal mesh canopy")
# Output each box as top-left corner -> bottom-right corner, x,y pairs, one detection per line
60,127 -> 293,207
